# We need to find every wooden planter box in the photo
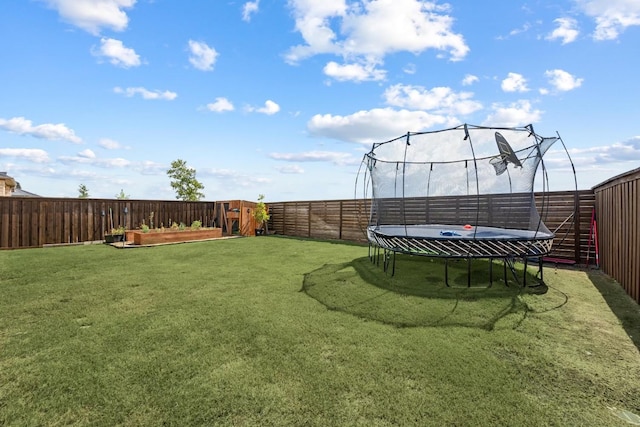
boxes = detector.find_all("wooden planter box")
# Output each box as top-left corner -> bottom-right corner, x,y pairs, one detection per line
130,228 -> 222,245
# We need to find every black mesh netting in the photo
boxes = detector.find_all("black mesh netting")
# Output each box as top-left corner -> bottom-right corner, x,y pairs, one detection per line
361,124 -> 557,258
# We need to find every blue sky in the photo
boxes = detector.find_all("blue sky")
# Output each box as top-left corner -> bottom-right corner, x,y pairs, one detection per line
1,0 -> 639,202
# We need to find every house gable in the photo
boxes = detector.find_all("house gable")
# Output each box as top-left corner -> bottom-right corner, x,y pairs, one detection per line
0,172 -> 17,197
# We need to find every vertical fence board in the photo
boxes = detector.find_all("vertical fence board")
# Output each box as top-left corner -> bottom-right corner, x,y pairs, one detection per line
11,200 -> 19,246
594,168 -> 640,304
1,199 -> 9,247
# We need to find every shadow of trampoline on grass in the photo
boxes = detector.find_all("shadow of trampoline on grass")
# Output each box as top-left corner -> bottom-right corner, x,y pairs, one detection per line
302,256 -> 556,330
587,269 -> 640,352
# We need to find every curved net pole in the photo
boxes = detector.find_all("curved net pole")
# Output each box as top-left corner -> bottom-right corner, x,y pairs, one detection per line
355,152 -> 376,237
401,132 -> 410,238
504,167 -> 514,231
529,124 -> 551,241
465,160 -> 469,196
354,156 -> 367,229
426,163 -> 433,198
464,124 -> 481,240
556,131 -> 578,192
546,131 -> 579,252
394,162 -> 399,199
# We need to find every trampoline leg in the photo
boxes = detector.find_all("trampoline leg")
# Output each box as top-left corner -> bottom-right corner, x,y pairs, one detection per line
489,258 -> 494,287
503,259 -> 508,286
392,251 -> 396,276
504,257 -> 522,287
523,257 -> 528,287
445,258 -> 450,287
467,257 -> 471,288
383,249 -> 389,273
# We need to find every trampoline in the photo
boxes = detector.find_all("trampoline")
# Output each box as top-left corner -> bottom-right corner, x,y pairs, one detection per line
357,124 -> 572,287
367,224 -> 554,258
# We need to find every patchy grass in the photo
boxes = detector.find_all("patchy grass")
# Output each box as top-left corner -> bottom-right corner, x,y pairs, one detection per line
0,236 -> 639,426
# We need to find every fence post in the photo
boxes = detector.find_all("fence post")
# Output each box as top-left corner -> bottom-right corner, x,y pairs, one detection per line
574,192 -> 581,263
339,201 -> 343,240
307,202 -> 312,238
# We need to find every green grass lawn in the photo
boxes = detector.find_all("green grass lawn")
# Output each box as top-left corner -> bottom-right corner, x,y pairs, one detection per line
1,236 -> 639,426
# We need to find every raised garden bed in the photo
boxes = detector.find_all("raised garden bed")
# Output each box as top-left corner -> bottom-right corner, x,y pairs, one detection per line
128,228 -> 222,245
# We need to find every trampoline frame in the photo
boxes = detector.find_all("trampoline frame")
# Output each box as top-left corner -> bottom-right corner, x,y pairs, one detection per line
367,224 -> 551,287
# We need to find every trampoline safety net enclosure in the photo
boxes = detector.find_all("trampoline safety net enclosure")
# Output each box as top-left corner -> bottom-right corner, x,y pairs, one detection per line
362,124 -> 558,264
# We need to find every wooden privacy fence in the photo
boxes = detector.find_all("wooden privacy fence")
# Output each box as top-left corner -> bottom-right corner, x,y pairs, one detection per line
268,190 -> 596,264
0,198 -> 222,249
594,168 -> 640,303
1,187 -> 637,304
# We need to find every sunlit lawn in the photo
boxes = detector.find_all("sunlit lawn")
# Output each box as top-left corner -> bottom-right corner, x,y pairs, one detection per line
1,236 -> 639,426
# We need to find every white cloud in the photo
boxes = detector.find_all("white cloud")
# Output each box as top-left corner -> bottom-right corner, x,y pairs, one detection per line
307,108 -> 452,144
383,84 -> 482,116
0,148 -> 50,163
188,40 -> 218,71
78,149 -> 96,159
269,151 -> 358,166
92,37 -> 141,68
501,72 -> 529,93
114,86 -> 177,100
136,160 -> 166,175
286,1 -> 346,62
323,60 -> 386,82
285,0 -> 469,66
483,100 -> 542,127
98,138 -> 123,149
0,116 -> 82,143
100,158 -> 132,168
544,69 -> 584,91
576,0 -> 640,40
58,154 -> 131,168
199,167 -> 272,187
403,63 -> 417,75
508,22 -> 532,37
275,164 -> 305,174
242,1 -> 260,22
42,0 -> 136,35
206,97 -> 235,113
546,18 -> 579,44
247,100 -> 280,115
462,74 -> 478,86
568,136 -> 640,163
